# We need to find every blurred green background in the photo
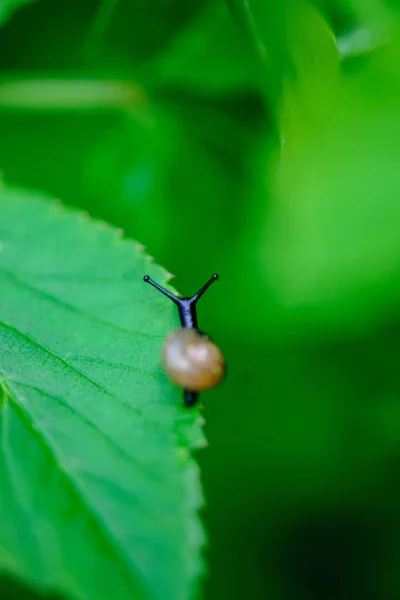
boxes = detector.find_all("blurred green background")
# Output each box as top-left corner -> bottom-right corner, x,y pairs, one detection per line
2,0 -> 400,599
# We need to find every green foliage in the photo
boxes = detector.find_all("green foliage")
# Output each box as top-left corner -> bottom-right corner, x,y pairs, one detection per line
264,36 -> 400,331
2,1 -> 400,600
0,186 -> 205,600
145,2 -> 262,94
85,0 -> 204,71
0,0 -> 39,26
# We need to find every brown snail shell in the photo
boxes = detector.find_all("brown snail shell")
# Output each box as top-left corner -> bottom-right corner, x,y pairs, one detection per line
162,328 -> 226,392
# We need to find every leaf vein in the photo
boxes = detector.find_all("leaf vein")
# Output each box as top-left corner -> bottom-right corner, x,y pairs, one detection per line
6,378 -> 164,476
0,269 -> 163,341
3,382 -> 147,598
0,320 -> 172,420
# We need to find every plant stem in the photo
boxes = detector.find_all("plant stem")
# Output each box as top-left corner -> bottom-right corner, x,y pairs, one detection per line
0,78 -> 145,112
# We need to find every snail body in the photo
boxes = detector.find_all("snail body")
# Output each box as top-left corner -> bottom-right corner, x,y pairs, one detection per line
144,273 -> 225,407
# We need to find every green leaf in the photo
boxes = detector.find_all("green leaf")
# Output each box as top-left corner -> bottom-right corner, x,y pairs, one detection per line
278,0 -> 339,138
145,2 -> 262,94
228,0 -> 339,117
261,19 -> 400,332
0,186 -> 206,600
202,0 -> 340,339
0,0 -> 39,27
334,0 -> 391,59
85,0 -> 204,72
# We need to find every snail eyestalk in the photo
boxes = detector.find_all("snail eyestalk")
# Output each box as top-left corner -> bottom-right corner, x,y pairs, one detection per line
190,273 -> 219,305
143,273 -> 219,329
143,275 -> 180,304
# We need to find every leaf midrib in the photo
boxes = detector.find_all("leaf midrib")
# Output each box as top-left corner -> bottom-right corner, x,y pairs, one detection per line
0,319 -> 161,419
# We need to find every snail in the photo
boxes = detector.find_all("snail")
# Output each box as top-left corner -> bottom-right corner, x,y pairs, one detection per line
143,273 -> 226,407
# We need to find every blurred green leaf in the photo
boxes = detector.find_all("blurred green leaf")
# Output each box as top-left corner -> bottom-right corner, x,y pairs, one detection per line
146,2 -> 262,94
279,0 -> 339,136
228,0 -> 337,109
202,0 -> 340,339
82,90 -> 265,288
0,0 -> 39,27
261,23 -> 400,332
85,0 -> 205,72
0,78 -> 143,112
0,186 -> 205,600
82,109 -> 167,244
